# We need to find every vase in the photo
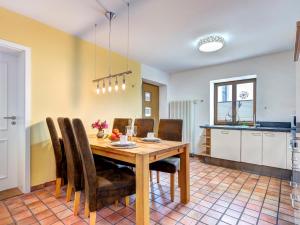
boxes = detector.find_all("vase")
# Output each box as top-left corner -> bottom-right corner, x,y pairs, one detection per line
97,130 -> 105,138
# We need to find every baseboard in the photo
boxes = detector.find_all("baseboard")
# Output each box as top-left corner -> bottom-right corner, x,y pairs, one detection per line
199,155 -> 292,180
31,180 -> 56,192
0,188 -> 23,201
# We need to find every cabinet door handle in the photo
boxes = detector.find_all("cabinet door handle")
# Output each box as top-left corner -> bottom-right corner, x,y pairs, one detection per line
264,133 -> 275,137
251,133 -> 261,136
221,131 -> 229,134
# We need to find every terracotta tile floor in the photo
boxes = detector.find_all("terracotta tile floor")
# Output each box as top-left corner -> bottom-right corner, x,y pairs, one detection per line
0,158 -> 299,225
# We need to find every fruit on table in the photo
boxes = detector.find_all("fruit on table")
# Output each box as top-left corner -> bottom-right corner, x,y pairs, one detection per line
112,128 -> 120,135
109,128 -> 121,141
110,133 -> 120,141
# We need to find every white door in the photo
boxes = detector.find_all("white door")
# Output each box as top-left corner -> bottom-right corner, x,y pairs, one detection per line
0,53 -> 18,191
241,131 -> 263,165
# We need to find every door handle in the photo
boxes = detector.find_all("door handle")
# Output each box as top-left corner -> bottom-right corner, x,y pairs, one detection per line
3,116 -> 16,120
264,133 -> 275,137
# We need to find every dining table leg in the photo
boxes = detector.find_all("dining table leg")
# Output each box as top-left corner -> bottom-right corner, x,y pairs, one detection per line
179,145 -> 190,204
135,154 -> 150,225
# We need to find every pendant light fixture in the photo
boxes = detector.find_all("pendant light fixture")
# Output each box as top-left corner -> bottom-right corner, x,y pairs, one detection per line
96,82 -> 100,94
102,80 -> 106,93
122,76 -> 126,91
94,24 -> 100,95
115,76 -> 119,91
92,1 -> 132,94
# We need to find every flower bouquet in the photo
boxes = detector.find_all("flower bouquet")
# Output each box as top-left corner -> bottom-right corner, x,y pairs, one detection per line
92,120 -> 108,138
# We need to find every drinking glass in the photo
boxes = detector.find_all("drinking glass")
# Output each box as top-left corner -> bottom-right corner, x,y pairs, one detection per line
133,126 -> 137,139
126,125 -> 133,140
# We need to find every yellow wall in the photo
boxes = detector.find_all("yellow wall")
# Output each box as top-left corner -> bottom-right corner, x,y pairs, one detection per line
0,7 -> 142,186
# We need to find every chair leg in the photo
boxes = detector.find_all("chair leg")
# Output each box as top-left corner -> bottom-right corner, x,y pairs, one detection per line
170,173 -> 175,202
114,200 -> 119,207
125,196 -> 130,207
157,171 -> 160,183
84,201 -> 90,218
90,211 -> 96,225
73,191 -> 81,216
178,170 -> 181,188
55,178 -> 62,198
66,183 -> 72,202
150,171 -> 153,182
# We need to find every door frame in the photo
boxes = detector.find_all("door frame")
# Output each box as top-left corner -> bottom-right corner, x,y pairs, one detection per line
0,39 -> 31,193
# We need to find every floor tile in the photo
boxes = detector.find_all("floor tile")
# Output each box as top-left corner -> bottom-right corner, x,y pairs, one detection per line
0,158 -> 296,225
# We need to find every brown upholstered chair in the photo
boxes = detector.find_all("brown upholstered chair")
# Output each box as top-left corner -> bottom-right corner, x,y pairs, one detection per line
149,119 -> 183,201
112,118 -> 132,135
58,118 -> 120,216
57,117 -> 83,215
134,118 -> 154,138
46,117 -> 67,198
72,118 -> 136,225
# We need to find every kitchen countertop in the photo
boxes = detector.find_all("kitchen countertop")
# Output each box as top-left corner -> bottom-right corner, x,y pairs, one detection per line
200,124 -> 293,132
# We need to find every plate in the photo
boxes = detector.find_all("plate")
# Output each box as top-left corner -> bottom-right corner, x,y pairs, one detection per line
110,141 -> 136,147
141,137 -> 161,142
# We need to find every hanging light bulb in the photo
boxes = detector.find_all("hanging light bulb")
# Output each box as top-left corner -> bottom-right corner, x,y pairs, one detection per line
92,5 -> 133,94
108,77 -> 112,92
102,80 -> 106,94
122,75 -> 126,91
115,76 -> 119,91
96,82 -> 100,95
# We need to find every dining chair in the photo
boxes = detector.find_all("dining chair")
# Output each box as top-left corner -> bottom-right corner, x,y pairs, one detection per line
57,117 -> 84,215
134,118 -> 154,138
46,117 -> 67,198
72,118 -> 136,225
112,118 -> 132,134
58,118 -> 120,216
149,119 -> 183,201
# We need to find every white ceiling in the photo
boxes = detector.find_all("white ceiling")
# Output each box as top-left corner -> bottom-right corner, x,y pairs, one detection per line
0,0 -> 299,73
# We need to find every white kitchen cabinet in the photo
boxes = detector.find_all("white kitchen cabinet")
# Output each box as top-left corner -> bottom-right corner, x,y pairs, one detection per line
241,131 -> 263,165
262,132 -> 287,169
211,129 -> 241,161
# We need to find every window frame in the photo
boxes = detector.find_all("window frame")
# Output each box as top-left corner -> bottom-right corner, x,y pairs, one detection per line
214,78 -> 256,125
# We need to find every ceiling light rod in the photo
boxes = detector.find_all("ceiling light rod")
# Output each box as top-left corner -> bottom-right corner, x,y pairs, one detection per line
95,0 -> 109,14
92,70 -> 132,83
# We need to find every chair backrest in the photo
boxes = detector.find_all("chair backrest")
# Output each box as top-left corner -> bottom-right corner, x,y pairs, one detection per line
46,117 -> 64,178
112,118 -> 132,135
158,119 -> 183,141
134,118 -> 154,138
57,117 -> 83,191
72,118 -> 97,212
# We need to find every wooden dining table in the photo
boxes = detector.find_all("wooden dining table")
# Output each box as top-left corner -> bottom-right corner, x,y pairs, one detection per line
88,136 -> 190,225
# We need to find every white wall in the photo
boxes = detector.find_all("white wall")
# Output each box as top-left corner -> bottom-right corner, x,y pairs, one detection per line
170,51 -> 296,124
170,51 -> 295,155
141,64 -> 170,119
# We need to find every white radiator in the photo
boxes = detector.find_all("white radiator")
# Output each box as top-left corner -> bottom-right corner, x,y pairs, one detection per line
169,100 -> 200,154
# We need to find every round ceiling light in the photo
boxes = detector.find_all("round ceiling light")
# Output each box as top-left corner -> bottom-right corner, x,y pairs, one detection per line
198,35 -> 225,52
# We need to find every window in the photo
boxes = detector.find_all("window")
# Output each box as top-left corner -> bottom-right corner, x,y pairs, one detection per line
214,79 -> 256,125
